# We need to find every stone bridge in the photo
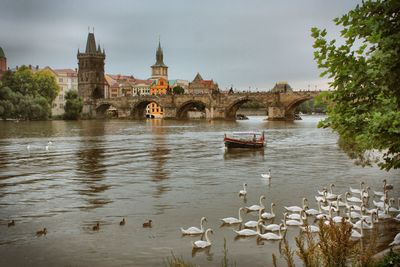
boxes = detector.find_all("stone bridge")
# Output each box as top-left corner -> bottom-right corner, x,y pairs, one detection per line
86,91 -> 322,121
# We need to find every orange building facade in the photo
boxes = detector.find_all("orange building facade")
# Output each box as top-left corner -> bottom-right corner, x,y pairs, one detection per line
147,77 -> 169,118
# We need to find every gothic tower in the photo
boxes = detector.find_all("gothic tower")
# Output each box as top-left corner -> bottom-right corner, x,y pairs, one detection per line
151,40 -> 168,80
77,32 -> 106,103
0,46 -> 7,79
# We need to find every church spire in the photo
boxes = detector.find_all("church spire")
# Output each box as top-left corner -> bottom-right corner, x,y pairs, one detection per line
155,38 -> 166,66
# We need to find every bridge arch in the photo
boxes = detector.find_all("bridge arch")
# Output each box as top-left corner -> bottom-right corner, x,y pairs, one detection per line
176,100 -> 208,119
131,99 -> 163,119
284,95 -> 315,120
95,102 -> 119,118
225,96 -> 267,120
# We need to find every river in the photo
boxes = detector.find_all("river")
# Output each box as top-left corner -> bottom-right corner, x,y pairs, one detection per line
0,116 -> 399,266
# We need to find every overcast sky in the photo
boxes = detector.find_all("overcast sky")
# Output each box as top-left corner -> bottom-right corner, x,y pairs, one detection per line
0,0 -> 361,90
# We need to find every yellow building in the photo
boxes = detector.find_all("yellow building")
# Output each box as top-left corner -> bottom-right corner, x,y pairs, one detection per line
147,78 -> 169,118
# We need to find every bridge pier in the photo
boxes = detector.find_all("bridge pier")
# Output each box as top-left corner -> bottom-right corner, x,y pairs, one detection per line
267,106 -> 294,121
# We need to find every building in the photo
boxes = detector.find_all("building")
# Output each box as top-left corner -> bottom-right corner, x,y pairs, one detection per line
147,77 -> 169,118
104,74 -> 151,98
47,68 -> 78,116
77,32 -> 106,104
271,81 -> 293,93
0,46 -> 7,79
188,73 -> 219,94
150,40 -> 168,80
168,79 -> 189,92
132,79 -> 152,95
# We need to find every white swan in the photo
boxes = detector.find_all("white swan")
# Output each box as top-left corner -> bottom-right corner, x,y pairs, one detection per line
389,233 -> 400,246
346,192 -> 363,203
261,169 -> 271,179
347,205 -> 363,219
258,223 -> 284,240
353,217 -> 374,230
326,184 -> 338,200
192,228 -> 213,249
234,220 -> 262,236
284,198 -> 306,213
388,198 -> 400,213
261,203 -> 275,219
301,225 -> 320,233
262,215 -> 288,232
246,195 -> 266,212
285,211 -> 305,226
351,219 -> 364,239
305,202 -> 321,216
244,209 -> 263,228
181,217 -> 207,235
221,207 -> 244,224
350,181 -> 365,195
239,183 -> 247,196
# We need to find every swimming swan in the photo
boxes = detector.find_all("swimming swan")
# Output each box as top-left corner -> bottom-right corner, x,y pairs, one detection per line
181,217 -> 207,235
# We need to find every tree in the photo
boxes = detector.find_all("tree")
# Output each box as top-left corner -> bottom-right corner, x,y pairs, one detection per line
172,85 -> 185,95
312,0 -> 400,170
34,69 -> 60,105
64,90 -> 83,120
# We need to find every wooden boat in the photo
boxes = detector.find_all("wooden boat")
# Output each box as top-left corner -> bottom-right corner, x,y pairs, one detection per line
224,132 -> 265,149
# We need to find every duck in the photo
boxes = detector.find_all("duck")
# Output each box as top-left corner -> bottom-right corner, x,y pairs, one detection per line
181,217 -> 207,235
221,207 -> 244,224
389,233 -> 400,246
234,220 -> 262,237
258,223 -> 284,240
246,195 -> 266,212
244,210 -> 263,228
262,215 -> 288,232
92,222 -> 100,231
119,218 -> 126,226
261,169 -> 271,179
36,228 -> 47,236
8,220 -> 15,227
192,228 -> 213,249
261,203 -> 276,220
284,198 -> 307,213
239,183 -> 247,197
143,220 -> 152,228
350,181 -> 365,195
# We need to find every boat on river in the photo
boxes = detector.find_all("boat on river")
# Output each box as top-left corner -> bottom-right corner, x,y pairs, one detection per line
224,131 -> 265,149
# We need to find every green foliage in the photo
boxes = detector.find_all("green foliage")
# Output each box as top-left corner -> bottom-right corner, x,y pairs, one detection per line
63,90 -> 83,120
0,65 -> 59,120
296,97 -> 328,114
34,69 -> 60,103
172,86 -> 185,95
312,0 -> 400,170
374,249 -> 400,267
165,252 -> 195,267
240,101 -> 264,109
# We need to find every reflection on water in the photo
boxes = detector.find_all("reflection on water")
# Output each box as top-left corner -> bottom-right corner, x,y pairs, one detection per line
0,116 -> 399,267
75,122 -> 112,210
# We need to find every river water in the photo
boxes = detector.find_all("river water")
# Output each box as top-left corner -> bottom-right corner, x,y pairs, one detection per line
0,116 -> 399,266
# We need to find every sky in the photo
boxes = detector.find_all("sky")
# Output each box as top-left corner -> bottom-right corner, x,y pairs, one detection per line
0,0 -> 361,91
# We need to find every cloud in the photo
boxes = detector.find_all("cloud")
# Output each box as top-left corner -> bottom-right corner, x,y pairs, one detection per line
0,0 -> 361,90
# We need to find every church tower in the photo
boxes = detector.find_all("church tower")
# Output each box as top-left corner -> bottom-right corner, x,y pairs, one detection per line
77,32 -> 106,102
0,46 -> 7,79
151,40 -> 168,80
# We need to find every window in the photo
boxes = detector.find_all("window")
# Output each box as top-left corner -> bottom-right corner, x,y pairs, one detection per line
59,78 -> 63,82
59,103 -> 64,108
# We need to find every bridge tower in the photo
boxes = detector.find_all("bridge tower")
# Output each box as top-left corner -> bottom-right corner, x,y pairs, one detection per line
150,39 -> 168,80
77,31 -> 106,114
